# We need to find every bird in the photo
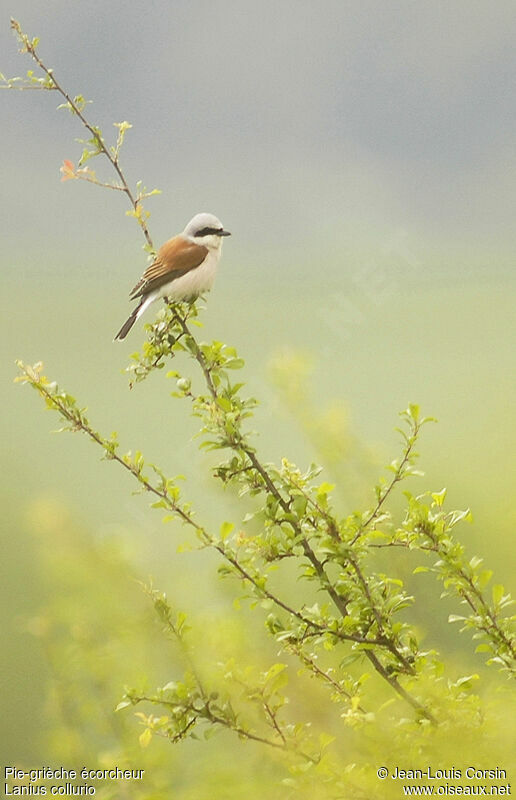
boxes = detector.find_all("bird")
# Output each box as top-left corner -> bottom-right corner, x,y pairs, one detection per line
114,212 -> 231,340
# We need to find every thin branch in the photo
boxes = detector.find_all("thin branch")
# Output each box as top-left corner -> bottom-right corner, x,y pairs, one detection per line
291,644 -> 367,712
73,174 -> 127,192
365,650 -> 436,724
261,699 -> 287,745
145,587 -> 210,703
9,19 -> 154,250
350,424 -> 420,546
0,83 -> 57,90
418,523 -> 516,668
132,693 -> 288,751
172,309 -> 218,396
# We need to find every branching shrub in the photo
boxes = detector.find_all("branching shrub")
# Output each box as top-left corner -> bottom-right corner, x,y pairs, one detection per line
5,19 -> 515,796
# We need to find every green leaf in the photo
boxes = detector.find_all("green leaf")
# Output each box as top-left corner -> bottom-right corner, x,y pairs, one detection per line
216,396 -> 232,411
220,521 -> 234,540
139,727 -> 153,748
407,403 -> 420,422
292,495 -> 307,517
319,732 -> 336,749
492,584 -> 504,606
477,569 -> 493,589
224,358 -> 245,370
455,674 -> 479,689
431,488 -> 447,506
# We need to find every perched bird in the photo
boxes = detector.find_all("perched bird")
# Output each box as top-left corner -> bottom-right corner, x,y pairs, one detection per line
114,212 -> 231,340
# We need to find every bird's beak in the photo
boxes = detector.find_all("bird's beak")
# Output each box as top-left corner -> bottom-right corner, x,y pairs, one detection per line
219,229 -> 231,237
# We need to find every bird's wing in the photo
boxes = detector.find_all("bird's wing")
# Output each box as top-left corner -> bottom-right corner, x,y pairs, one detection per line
129,237 -> 209,299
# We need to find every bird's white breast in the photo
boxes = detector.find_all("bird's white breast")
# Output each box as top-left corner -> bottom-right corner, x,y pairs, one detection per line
155,248 -> 220,302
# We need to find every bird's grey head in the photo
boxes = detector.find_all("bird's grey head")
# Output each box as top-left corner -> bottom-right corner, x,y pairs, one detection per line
183,212 -> 231,248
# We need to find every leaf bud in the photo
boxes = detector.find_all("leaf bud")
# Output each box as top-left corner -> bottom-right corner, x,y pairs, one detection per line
176,377 -> 191,392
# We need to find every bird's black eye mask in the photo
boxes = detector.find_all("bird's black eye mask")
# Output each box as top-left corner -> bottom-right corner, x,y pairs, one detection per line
195,227 -> 229,237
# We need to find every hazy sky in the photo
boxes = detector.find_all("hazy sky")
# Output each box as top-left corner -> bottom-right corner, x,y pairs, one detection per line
2,0 -> 515,276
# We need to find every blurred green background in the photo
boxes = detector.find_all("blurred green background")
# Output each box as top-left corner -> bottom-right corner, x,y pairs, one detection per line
2,1 -> 515,795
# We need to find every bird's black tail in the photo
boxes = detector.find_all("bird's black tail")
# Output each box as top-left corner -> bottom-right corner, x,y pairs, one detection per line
114,300 -> 143,341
